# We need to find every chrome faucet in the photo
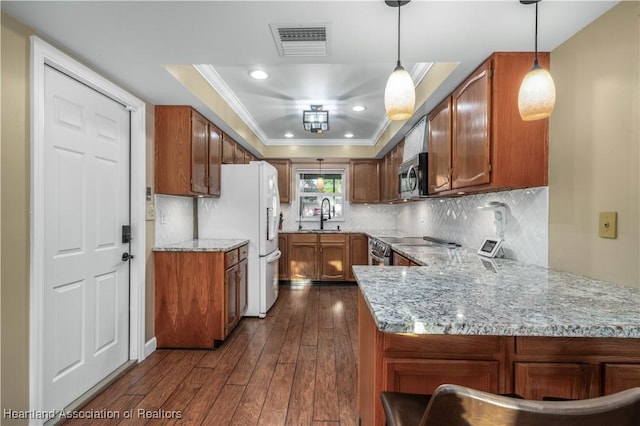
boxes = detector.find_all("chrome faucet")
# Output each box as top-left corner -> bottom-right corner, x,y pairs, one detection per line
320,197 -> 332,230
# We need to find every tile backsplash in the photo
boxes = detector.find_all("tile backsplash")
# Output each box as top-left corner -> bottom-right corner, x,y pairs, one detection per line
156,187 -> 548,267
396,187 -> 549,267
154,195 -> 194,246
279,202 -> 398,232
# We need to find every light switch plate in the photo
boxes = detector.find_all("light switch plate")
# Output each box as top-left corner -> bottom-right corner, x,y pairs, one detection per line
146,203 -> 155,221
599,211 -> 617,239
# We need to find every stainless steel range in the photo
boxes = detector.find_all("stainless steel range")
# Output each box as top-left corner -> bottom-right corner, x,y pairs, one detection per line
368,236 -> 458,266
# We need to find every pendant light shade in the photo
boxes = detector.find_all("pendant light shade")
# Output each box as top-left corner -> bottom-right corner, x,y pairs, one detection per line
518,63 -> 556,121
316,158 -> 325,191
518,0 -> 556,121
385,65 -> 415,121
384,0 -> 414,121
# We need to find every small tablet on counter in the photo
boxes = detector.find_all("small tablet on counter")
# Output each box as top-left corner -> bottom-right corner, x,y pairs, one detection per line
477,237 -> 503,258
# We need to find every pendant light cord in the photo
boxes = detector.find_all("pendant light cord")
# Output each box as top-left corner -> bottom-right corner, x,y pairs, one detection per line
396,1 -> 402,68
534,1 -> 539,66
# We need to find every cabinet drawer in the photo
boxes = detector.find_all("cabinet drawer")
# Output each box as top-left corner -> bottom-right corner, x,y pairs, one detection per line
384,359 -> 499,395
225,249 -> 239,268
239,244 -> 248,260
320,233 -> 346,244
291,234 -> 318,243
384,334 -> 503,359
515,337 -> 640,357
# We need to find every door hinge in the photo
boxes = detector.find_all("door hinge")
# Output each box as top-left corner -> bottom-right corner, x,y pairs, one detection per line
488,164 -> 493,173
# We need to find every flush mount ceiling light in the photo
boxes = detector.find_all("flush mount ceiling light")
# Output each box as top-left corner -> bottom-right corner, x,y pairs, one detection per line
518,0 -> 556,121
249,69 -> 269,80
384,0 -> 415,121
316,158 -> 325,191
284,132 -> 294,138
352,105 -> 367,112
303,105 -> 329,133
344,132 -> 354,138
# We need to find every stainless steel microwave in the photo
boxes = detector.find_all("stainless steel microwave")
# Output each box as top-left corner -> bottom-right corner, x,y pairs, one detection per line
398,152 -> 429,199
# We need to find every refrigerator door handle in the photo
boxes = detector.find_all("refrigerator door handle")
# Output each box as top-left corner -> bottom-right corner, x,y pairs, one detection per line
266,249 -> 282,263
266,207 -> 272,241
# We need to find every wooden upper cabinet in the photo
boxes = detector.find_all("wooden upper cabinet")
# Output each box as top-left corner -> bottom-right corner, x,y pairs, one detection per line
268,159 -> 291,203
452,60 -> 491,190
156,105 -> 220,197
350,159 -> 381,204
430,52 -> 549,196
191,110 -> 209,194
222,133 -> 236,164
234,143 -> 247,164
380,141 -> 403,203
428,97 -> 453,194
208,123 -> 222,197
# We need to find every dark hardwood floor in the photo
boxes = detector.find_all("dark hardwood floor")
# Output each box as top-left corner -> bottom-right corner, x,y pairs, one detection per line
64,284 -> 359,426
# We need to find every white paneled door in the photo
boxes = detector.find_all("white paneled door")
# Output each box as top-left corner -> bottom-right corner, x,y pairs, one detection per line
43,65 -> 130,411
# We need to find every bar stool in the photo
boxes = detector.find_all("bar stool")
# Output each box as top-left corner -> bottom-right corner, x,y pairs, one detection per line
381,384 -> 640,426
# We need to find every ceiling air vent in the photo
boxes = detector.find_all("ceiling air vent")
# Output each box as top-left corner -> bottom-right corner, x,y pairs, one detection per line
269,23 -> 331,57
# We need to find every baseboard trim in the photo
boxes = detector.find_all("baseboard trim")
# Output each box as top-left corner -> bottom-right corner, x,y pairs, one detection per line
144,337 -> 157,358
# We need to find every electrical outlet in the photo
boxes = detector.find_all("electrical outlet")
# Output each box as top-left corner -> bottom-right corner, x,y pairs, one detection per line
599,211 -> 617,239
145,203 -> 155,221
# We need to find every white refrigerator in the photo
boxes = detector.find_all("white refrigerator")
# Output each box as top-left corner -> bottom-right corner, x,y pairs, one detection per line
198,161 -> 281,317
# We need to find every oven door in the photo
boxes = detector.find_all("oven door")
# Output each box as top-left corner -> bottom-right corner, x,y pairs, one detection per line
368,241 -> 390,266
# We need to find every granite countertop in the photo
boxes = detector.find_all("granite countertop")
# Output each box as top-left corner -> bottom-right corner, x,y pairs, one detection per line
153,239 -> 249,252
353,246 -> 640,339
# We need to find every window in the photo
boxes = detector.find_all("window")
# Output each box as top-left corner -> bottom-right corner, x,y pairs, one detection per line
296,168 -> 345,223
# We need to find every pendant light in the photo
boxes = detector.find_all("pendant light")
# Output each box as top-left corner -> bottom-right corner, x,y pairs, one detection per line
518,0 -> 556,121
384,0 -> 415,121
316,158 -> 325,191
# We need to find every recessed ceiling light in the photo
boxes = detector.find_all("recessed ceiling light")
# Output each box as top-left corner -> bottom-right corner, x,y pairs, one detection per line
250,70 -> 269,80
284,132 -> 294,138
352,105 -> 366,112
344,132 -> 354,138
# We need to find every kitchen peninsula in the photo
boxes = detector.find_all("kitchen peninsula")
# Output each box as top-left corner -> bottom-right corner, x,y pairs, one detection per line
354,247 -> 640,426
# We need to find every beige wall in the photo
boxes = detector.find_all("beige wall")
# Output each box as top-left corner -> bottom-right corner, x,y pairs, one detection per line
1,12 -> 32,420
0,13 -> 158,419
549,1 -> 640,288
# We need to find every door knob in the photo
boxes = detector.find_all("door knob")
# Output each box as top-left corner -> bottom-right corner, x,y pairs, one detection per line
121,252 -> 135,262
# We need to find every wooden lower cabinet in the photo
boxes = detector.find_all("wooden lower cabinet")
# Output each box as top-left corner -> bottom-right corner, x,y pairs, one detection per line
289,233 -> 318,280
357,289 -> 640,426
514,362 -> 593,400
278,233 -> 289,280
155,244 -> 248,349
604,364 -> 640,394
319,234 -> 347,280
225,263 -> 239,335
285,232 -> 366,281
347,234 -> 368,281
392,251 -> 419,266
